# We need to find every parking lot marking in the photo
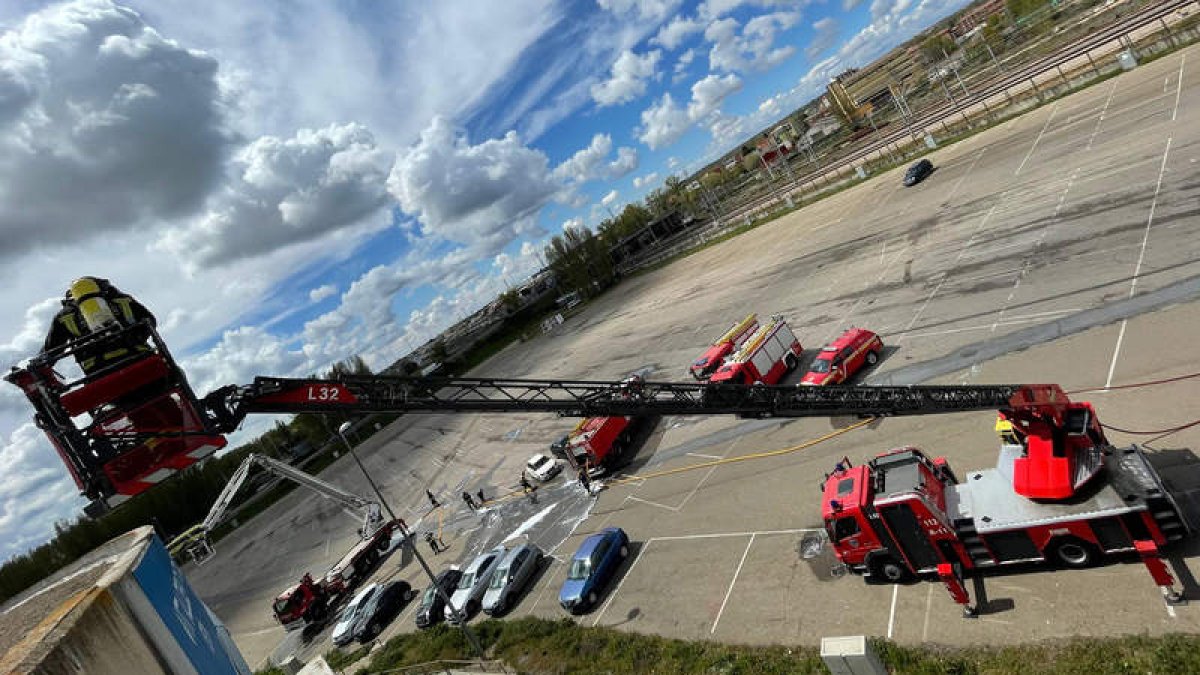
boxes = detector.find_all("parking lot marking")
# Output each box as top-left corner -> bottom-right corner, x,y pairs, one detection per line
711,533 -> 756,634
1085,80 -> 1118,151
651,528 -> 817,542
921,584 -> 934,642
887,584 -> 899,639
527,558 -> 563,615
1015,101 -> 1058,176
627,495 -> 679,511
1174,53 -> 1186,122
686,452 -> 722,460
1107,137 -> 1173,388
903,204 -> 998,332
902,307 -> 1082,340
592,540 -> 653,626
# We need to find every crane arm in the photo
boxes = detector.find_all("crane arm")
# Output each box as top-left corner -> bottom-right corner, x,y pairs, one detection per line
199,453 -> 381,534
199,375 -> 1068,434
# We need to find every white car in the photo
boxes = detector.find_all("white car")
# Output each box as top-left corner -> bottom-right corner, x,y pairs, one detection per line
331,583 -> 377,646
526,453 -> 562,482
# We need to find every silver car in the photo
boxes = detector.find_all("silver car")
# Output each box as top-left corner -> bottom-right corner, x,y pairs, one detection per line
482,543 -> 544,616
444,546 -> 505,623
331,583 -> 377,647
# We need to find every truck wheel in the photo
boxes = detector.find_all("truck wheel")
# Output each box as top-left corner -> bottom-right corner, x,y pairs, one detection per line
1048,537 -> 1099,568
866,351 -> 879,366
784,353 -> 797,371
868,555 -> 911,584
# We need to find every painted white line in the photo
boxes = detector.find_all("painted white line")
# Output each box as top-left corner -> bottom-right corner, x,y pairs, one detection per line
1165,76 -> 1170,94
685,452 -> 722,460
1108,138 -> 1172,388
1105,320 -> 1128,389
1015,101 -> 1058,176
650,528 -> 818,542
1174,53 -> 1186,122
1167,602 -> 1178,619
887,584 -> 899,639
945,148 -> 988,203
236,626 -> 280,639
901,308 -> 1083,339
627,495 -> 679,512
711,534 -> 756,634
1085,80 -> 1118,151
592,540 -> 652,626
904,204 -> 998,331
921,584 -> 934,642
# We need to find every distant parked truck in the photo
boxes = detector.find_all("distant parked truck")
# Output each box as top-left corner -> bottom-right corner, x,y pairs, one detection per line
689,313 -> 759,380
708,315 -> 802,385
562,416 -> 639,477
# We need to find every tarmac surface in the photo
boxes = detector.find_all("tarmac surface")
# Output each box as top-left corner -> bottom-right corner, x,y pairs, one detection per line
186,41 -> 1200,668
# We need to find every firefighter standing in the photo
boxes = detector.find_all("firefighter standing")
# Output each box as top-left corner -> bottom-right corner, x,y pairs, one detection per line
43,277 -> 156,375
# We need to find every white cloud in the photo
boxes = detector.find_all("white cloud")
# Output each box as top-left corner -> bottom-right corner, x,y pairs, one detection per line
807,17 -> 840,59
698,0 -> 792,20
596,0 -> 683,21
590,49 -> 662,107
0,0 -> 232,261
652,15 -> 705,50
633,172 -> 660,189
157,123 -> 392,268
0,423 -> 89,562
553,133 -> 639,184
636,72 -> 742,149
673,48 -> 696,82
637,93 -> 692,150
309,284 -> 338,303
706,11 -> 800,73
844,0 -> 867,9
600,189 -> 620,206
387,116 -> 560,244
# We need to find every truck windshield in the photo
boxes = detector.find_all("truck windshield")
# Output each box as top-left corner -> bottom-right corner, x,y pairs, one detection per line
273,594 -> 300,616
809,358 -> 832,373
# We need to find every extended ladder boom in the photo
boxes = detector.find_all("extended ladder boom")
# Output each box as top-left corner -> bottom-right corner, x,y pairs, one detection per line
200,376 -> 1067,434
200,453 -> 383,535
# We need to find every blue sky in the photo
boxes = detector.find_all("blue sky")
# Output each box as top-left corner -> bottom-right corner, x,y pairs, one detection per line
0,0 -> 970,559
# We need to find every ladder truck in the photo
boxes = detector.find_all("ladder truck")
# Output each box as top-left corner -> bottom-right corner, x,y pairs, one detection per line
707,315 -> 802,386
690,313 -> 759,380
6,326 -> 1194,614
195,453 -> 404,630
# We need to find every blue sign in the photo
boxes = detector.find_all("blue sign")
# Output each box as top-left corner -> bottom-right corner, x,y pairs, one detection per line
133,536 -> 248,674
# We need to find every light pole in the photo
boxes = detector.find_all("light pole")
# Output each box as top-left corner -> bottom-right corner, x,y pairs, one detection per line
335,420 -> 484,656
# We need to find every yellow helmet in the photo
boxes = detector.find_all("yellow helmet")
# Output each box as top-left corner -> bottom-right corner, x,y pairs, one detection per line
68,277 -> 118,332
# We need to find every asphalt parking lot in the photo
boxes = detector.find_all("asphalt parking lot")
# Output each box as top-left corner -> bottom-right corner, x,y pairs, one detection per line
188,41 -> 1200,667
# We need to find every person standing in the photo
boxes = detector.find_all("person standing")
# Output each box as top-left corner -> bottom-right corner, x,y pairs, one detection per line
424,531 -> 442,555
578,466 -> 593,495
476,488 -> 486,505
519,473 -> 533,494
462,491 -> 477,511
427,489 -> 440,509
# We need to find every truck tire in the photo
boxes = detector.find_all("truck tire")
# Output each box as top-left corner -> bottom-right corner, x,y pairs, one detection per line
866,351 -> 879,366
784,353 -> 797,371
1047,537 -> 1099,568
867,554 -> 911,584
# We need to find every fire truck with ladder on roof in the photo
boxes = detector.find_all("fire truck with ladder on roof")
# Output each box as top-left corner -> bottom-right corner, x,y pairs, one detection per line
690,313 -> 759,380
707,315 -> 802,386
5,320 -> 1194,614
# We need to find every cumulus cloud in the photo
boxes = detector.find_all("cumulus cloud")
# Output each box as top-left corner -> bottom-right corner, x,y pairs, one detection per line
633,172 -> 660,189
637,73 -> 742,149
309,284 -> 338,303
590,49 -> 662,107
844,0 -> 867,9
807,17 -> 840,59
157,123 -> 392,268
388,117 -> 560,244
596,0 -> 683,21
652,15 -> 705,50
182,324 -> 311,396
0,423 -> 89,562
553,134 -> 639,184
706,12 -> 800,73
673,48 -> 696,82
0,0 -> 232,262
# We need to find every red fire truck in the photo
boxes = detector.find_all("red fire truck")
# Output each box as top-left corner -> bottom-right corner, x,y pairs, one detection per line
820,388 -> 1189,613
800,327 -> 883,386
708,315 -> 802,386
561,416 -> 638,476
690,314 -> 759,380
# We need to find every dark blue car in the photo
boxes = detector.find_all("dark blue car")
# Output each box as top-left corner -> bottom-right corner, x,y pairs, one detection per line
559,527 -> 629,614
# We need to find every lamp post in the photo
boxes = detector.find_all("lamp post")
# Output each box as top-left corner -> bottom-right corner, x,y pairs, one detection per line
335,420 -> 483,656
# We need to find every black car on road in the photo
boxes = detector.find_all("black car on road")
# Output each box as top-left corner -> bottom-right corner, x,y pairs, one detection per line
414,568 -> 462,629
903,158 -> 934,186
350,580 -> 415,643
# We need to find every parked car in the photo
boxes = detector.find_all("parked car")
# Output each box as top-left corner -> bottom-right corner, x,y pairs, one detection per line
559,527 -> 629,614
482,543 -> 544,616
414,568 -> 462,629
331,584 -> 377,647
350,580 -> 415,643
903,158 -> 934,186
526,453 -> 562,482
800,328 -> 883,386
445,546 -> 506,623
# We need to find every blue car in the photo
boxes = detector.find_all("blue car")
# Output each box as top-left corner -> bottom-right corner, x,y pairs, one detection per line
559,527 -> 629,614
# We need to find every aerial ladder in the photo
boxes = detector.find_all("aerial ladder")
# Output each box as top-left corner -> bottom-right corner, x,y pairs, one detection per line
189,452 -> 388,563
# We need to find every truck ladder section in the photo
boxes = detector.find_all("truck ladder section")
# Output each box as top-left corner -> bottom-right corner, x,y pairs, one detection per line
202,376 -> 1046,433
199,453 -> 384,540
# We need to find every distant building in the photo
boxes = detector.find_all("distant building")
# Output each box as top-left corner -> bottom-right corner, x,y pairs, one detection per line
829,43 -> 926,112
953,0 -> 1006,37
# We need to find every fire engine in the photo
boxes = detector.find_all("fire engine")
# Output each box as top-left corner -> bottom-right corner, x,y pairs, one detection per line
690,314 -> 759,380
6,322 -> 1193,615
707,315 -> 802,386
560,416 -> 644,476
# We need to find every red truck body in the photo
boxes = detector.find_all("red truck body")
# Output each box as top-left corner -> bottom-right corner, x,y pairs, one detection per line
690,314 -> 759,380
272,520 -> 400,630
800,327 -> 883,386
821,407 -> 1187,585
564,416 -> 632,476
708,317 -> 802,386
